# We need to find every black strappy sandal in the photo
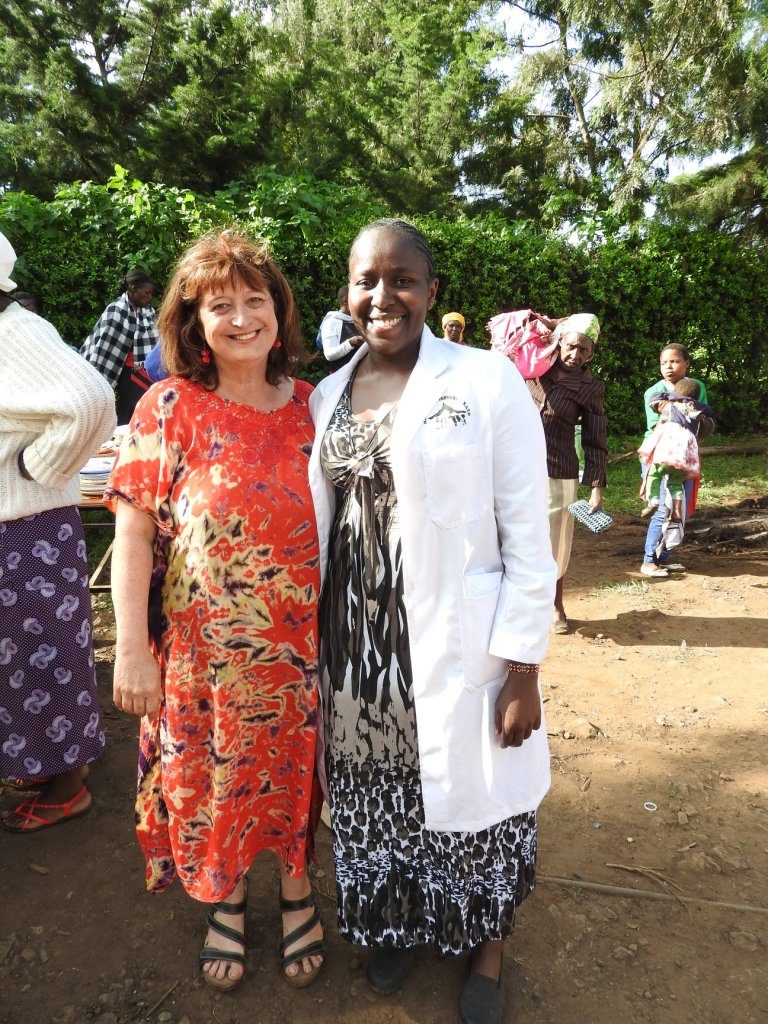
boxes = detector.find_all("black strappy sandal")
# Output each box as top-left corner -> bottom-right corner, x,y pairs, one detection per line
279,890 -> 325,988
199,878 -> 248,992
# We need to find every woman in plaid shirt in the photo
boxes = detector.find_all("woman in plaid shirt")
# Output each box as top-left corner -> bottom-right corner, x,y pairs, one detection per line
81,269 -> 159,424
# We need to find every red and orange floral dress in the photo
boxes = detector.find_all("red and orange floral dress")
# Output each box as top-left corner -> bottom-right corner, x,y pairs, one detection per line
106,378 -> 320,902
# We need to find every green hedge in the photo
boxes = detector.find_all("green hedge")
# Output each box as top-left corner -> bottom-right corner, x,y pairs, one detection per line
2,168 -> 766,436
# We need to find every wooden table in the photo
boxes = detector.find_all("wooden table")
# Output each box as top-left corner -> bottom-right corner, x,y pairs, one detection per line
78,498 -> 114,593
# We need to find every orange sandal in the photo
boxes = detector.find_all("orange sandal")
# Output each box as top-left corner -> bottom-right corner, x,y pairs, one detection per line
1,785 -> 92,833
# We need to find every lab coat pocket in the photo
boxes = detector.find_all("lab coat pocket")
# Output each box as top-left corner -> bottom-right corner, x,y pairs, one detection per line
459,571 -> 507,692
422,443 -> 489,529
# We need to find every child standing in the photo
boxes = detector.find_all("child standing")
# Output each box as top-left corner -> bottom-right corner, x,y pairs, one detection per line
639,343 -> 712,578
639,378 -> 715,521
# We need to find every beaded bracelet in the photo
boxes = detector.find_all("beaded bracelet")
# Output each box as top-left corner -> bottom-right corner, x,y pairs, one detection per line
506,661 -> 540,674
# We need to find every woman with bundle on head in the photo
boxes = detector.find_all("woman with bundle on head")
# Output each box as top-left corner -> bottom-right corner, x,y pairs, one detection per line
81,268 -> 159,424
106,230 -> 324,992
0,231 -> 116,831
309,218 -> 556,1024
524,314 -> 608,634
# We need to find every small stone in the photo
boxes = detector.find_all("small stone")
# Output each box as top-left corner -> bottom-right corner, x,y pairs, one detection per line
30,926 -> 44,935
728,930 -> 759,952
612,945 -> 634,960
157,1013 -> 172,1023
678,851 -> 723,874
677,811 -> 689,825
20,946 -> 36,962
572,915 -> 589,939
643,990 -> 653,1000
178,1017 -> 191,1024
684,804 -> 698,817
572,717 -> 599,740
39,946 -> 49,963
54,1006 -> 75,1024
711,844 -> 750,871
562,730 -> 573,739
29,863 -> 50,875
21,984 -> 31,993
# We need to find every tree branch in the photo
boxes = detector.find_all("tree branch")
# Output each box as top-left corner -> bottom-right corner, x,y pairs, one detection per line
556,6 -> 598,177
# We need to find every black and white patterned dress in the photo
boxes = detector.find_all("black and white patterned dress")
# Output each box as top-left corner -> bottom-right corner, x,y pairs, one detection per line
319,382 -> 537,955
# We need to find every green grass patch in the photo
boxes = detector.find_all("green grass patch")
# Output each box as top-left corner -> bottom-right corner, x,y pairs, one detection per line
591,580 -> 650,597
597,449 -> 767,517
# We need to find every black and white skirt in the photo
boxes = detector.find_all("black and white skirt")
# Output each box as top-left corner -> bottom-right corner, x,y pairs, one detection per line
319,387 -> 537,954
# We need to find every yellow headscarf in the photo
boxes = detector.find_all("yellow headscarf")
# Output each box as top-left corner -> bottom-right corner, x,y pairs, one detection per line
442,312 -> 465,341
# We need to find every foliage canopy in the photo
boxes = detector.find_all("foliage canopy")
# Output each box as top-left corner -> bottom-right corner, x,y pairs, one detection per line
1,169 -> 766,436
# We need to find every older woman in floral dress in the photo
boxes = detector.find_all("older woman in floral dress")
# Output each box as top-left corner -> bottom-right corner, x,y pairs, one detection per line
106,231 -> 324,992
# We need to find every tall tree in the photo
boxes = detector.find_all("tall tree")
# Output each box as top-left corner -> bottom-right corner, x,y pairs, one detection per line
262,0 -> 507,211
0,0 -> 187,193
465,0 -> 755,224
659,20 -> 768,242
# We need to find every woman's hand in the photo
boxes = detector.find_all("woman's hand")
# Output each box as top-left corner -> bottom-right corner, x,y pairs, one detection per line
494,672 -> 541,748
588,486 -> 603,513
113,646 -> 162,718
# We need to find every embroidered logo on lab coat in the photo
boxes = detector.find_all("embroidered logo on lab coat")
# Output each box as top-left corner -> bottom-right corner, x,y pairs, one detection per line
423,394 -> 471,429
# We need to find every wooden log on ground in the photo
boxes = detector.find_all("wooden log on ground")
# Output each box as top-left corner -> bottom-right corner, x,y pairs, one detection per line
609,440 -> 768,464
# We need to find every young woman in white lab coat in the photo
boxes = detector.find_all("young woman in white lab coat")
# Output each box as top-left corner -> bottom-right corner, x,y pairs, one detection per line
308,219 -> 556,1024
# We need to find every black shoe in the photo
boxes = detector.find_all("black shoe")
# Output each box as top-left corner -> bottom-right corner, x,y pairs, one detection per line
366,946 -> 414,995
459,969 -> 504,1024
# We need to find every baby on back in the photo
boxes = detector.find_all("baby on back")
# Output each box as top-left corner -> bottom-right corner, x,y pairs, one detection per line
638,377 -> 715,521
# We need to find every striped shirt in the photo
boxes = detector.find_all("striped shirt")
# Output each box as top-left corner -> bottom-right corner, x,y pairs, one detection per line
526,368 -> 608,486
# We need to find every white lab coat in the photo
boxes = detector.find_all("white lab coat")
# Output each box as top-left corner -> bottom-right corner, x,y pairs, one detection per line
308,326 -> 557,832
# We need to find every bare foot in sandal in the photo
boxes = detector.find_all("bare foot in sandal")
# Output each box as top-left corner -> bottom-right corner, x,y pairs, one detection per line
280,869 -> 325,985
1,768 -> 91,832
200,877 -> 247,991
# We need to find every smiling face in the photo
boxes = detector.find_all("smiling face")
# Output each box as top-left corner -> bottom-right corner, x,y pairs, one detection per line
347,229 -> 438,361
197,278 -> 278,374
557,331 -> 594,372
659,347 -> 691,385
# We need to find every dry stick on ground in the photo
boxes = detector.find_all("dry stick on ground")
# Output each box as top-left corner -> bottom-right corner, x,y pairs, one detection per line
539,874 -> 768,917
607,862 -> 685,893
606,862 -> 691,916
138,979 -> 179,1022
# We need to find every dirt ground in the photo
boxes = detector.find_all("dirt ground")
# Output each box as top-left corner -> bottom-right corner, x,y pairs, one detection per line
1,509 -> 767,1024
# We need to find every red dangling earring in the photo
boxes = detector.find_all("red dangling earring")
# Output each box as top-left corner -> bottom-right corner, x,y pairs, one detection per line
273,338 -> 282,349
201,344 -> 211,364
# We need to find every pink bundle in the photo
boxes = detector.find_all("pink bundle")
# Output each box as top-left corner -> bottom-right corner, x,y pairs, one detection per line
487,310 -> 558,379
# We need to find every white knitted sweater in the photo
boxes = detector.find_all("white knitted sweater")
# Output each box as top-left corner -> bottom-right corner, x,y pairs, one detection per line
0,303 -> 117,521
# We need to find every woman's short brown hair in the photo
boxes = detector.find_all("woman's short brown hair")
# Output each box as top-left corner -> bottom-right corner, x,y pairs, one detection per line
158,230 -> 302,388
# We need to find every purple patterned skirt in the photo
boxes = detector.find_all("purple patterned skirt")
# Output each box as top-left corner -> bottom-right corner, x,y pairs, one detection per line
0,507 -> 105,780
